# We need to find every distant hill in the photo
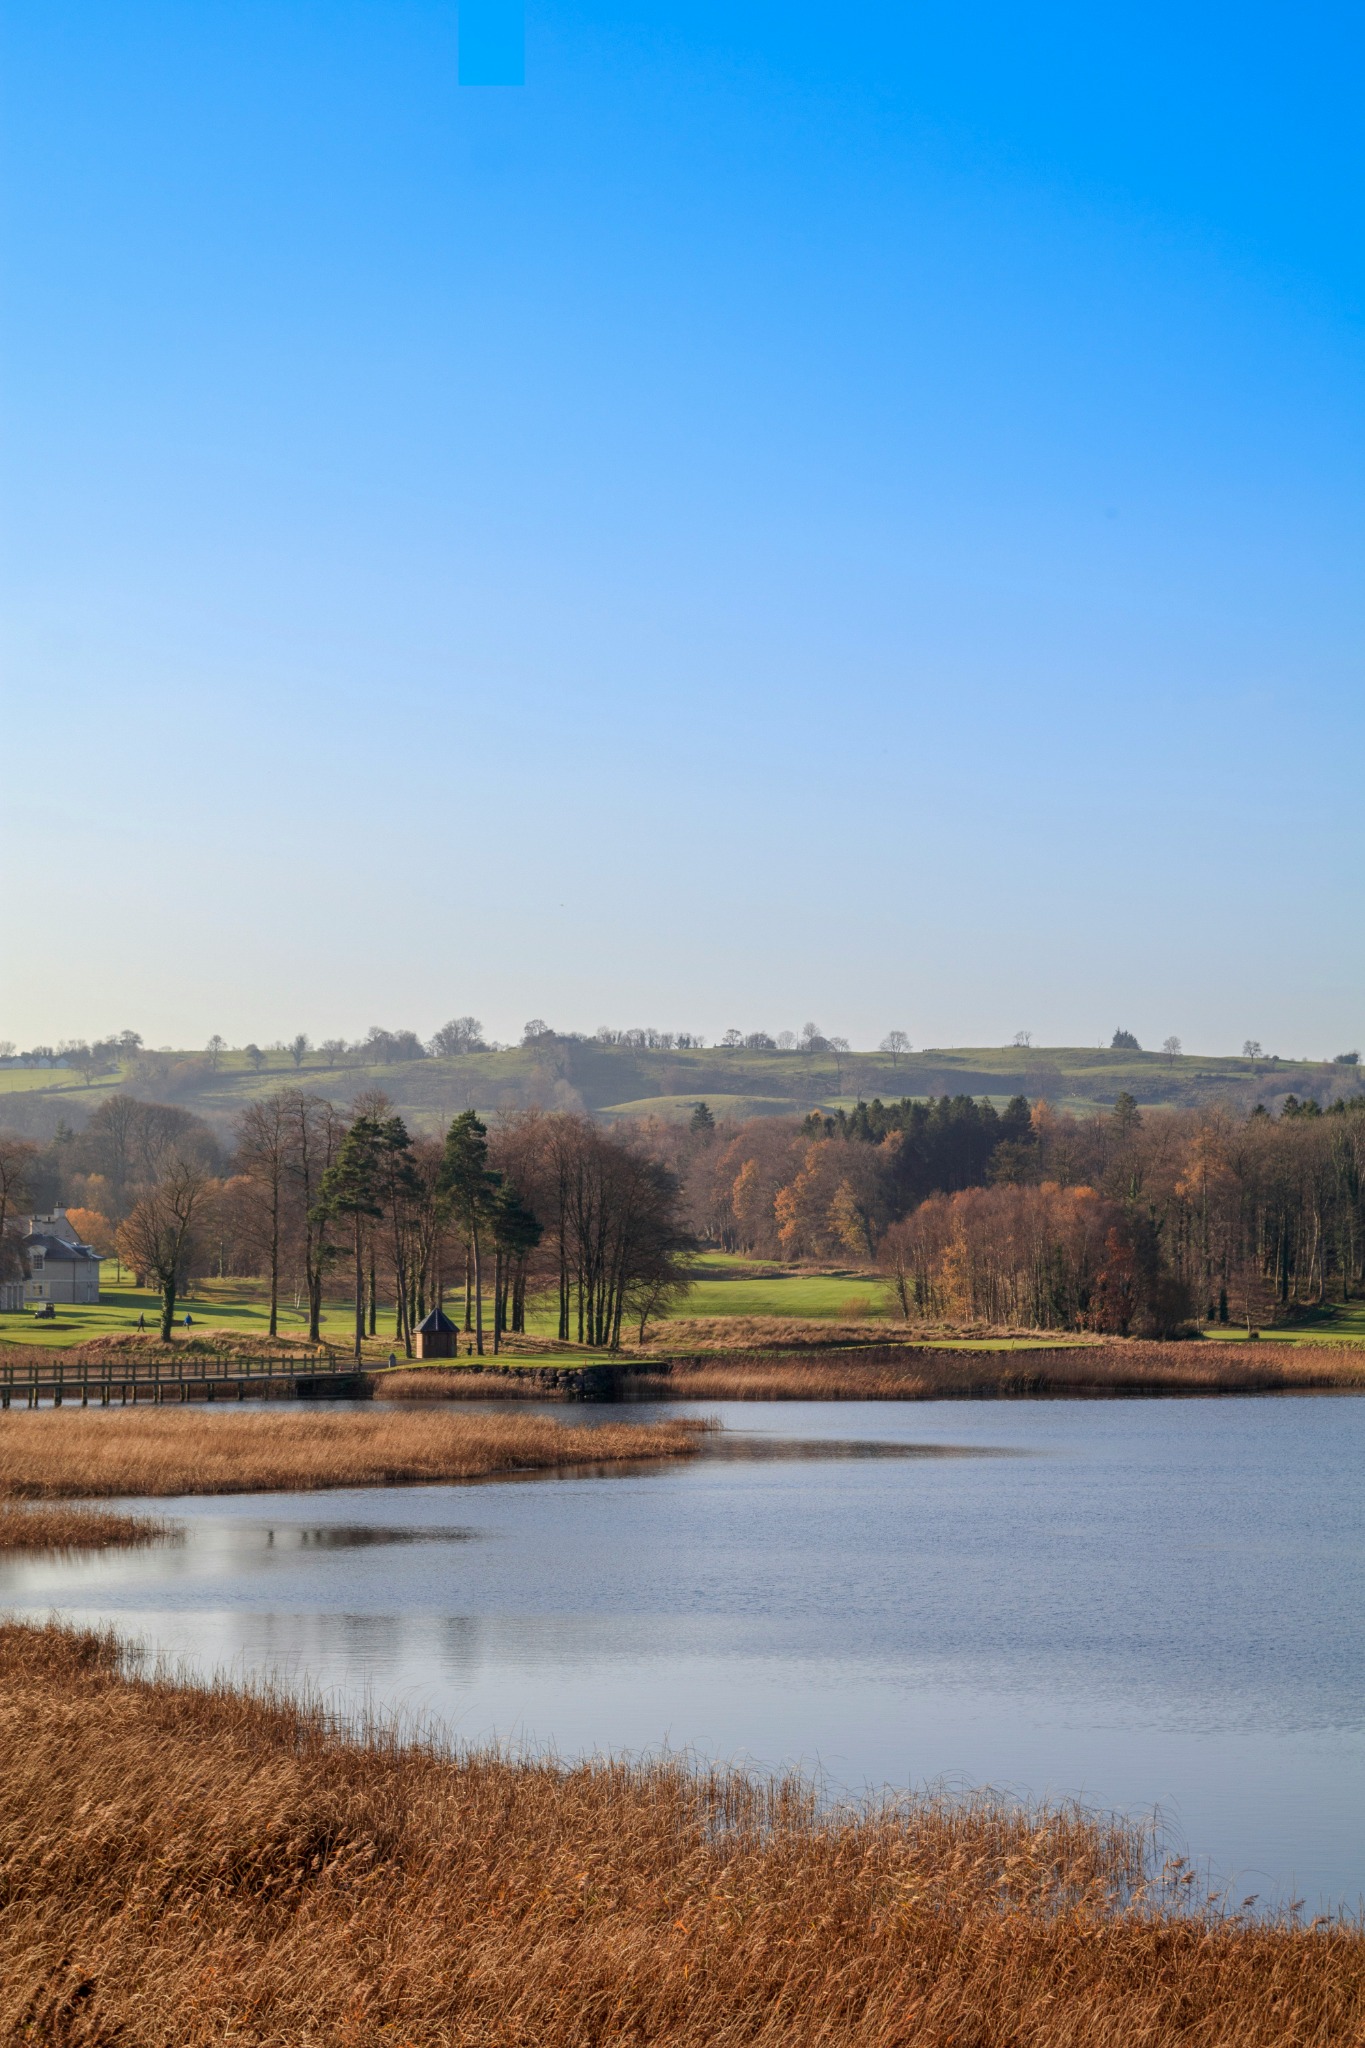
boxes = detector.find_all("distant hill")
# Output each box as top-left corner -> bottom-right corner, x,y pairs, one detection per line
1,1039 -> 1359,1142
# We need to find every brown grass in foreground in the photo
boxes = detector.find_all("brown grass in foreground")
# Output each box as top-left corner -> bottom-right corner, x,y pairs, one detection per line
1,1621 -> 1359,2048
0,1409 -> 709,1500
0,1503 -> 171,1550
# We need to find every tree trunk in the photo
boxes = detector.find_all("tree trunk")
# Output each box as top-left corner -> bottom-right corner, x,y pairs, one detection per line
353,1214 -> 365,1364
159,1274 -> 177,1343
472,1224 -> 484,1355
268,1188 -> 279,1339
492,1247 -> 502,1355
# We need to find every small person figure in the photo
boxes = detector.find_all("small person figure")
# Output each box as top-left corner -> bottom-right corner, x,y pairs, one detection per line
388,1352 -> 398,1370
184,1312 -> 193,1328
137,1312 -> 146,1332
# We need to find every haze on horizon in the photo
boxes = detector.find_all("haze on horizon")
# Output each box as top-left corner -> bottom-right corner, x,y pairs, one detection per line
4,3 -> 1362,1056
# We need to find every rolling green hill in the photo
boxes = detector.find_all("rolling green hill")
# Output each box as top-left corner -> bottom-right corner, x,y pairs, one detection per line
0,1038 -> 1358,1141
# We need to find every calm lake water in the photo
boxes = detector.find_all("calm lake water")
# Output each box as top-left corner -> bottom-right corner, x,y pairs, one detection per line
5,1396 -> 1364,1909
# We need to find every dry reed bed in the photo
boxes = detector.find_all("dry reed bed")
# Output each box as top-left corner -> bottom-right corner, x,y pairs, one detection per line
642,1314 -> 1086,1352
1,1620 -> 1359,2048
379,1367 -> 574,1400
625,1342 -> 1365,1401
0,1409 -> 710,1500
379,1343 -> 1365,1403
0,1502 -> 171,1551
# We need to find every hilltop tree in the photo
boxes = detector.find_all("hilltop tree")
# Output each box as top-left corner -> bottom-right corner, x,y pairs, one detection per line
429,1016 -> 486,1056
1162,1036 -> 1183,1065
245,1043 -> 266,1072
290,1034 -> 311,1069
689,1101 -> 715,1136
880,1030 -> 911,1068
1110,1029 -> 1140,1051
205,1035 -> 226,1071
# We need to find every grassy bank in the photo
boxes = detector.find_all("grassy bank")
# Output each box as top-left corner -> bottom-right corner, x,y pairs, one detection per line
1,1620 -> 1359,2047
371,1340 -> 1365,1402
0,1503 -> 171,1550
626,1342 -> 1365,1400
0,1409 -> 711,1499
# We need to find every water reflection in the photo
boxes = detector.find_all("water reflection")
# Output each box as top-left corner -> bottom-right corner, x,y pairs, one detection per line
3,1397 -> 1364,1908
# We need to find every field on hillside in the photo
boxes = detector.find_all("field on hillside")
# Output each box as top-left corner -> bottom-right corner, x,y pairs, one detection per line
2,1037 -> 1356,1141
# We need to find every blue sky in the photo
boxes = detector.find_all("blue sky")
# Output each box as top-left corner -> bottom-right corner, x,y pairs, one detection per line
4,3 -> 1362,1057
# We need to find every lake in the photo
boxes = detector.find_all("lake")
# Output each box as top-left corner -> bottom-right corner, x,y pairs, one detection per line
4,1395 -> 1363,1910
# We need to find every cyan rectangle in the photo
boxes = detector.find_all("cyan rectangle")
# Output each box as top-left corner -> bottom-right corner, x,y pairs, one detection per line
459,0 -> 525,86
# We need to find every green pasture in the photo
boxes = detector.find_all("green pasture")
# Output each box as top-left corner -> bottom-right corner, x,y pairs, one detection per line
3,1038 -> 1354,1144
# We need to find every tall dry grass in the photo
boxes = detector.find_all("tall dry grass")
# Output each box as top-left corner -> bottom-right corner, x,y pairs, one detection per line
625,1342 -> 1365,1401
1,1620 -> 1359,2047
0,1408 -> 710,1499
378,1366 -> 571,1399
0,1503 -> 171,1551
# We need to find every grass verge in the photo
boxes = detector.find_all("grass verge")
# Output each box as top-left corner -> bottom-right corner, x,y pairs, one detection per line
0,1409 -> 712,1499
1,1619 -> 1360,2047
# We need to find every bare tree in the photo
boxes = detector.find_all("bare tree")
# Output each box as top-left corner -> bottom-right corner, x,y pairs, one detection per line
234,1093 -> 296,1336
1013,1030 -> 1033,1049
206,1035 -> 226,1072
290,1033 -> 311,1069
1163,1036 -> 1183,1065
281,1093 -> 346,1341
430,1016 -> 486,1056
0,1137 -> 37,1279
117,1161 -> 211,1340
880,1030 -> 911,1068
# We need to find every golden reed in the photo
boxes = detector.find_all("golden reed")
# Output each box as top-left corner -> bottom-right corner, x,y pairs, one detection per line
0,1621 -> 1359,2046
0,1408 -> 710,1499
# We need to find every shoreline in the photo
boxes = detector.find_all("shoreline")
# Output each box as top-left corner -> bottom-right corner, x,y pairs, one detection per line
1,1617 -> 1359,2047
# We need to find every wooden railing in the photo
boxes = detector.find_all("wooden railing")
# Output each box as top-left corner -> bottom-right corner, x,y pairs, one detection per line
0,1350 -> 359,1408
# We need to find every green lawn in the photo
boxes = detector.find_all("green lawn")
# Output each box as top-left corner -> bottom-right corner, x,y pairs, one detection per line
1202,1302 -> 1365,1346
0,1269 -> 344,1349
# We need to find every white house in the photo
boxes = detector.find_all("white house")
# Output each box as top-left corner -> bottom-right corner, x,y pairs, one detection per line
21,1209 -> 102,1306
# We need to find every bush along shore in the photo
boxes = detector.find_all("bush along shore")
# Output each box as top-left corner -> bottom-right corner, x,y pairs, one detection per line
2,1620 -> 1361,2048
0,1408 -> 712,1499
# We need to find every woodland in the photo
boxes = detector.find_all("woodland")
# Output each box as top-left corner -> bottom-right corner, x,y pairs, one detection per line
3,1075 -> 1363,1349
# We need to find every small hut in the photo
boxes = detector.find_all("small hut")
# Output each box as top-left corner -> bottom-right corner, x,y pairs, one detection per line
414,1306 -> 458,1360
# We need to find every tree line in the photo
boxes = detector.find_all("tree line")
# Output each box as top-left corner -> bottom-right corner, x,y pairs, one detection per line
0,1096 -> 692,1353
640,1089 -> 1365,1335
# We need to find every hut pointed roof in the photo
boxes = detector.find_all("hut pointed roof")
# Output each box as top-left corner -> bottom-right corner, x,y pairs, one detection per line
415,1306 -> 457,1335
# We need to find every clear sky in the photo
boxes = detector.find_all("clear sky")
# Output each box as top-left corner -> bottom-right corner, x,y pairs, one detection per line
4,3 -> 1362,1058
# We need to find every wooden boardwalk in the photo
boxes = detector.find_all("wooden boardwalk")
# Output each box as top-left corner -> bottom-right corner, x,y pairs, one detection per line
0,1353 -> 368,1408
